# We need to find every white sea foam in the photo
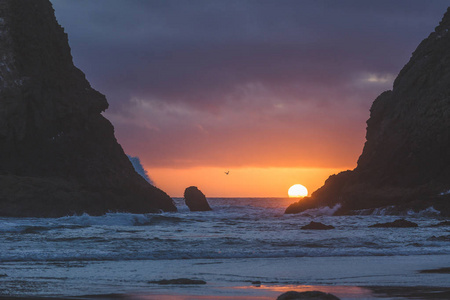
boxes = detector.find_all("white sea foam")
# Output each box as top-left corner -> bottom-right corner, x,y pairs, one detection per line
127,155 -> 153,184
439,189 -> 450,195
299,204 -> 342,216
370,206 -> 391,215
406,206 -> 441,217
356,206 -> 441,217
58,212 -> 154,226
0,198 -> 448,263
0,198 -> 449,297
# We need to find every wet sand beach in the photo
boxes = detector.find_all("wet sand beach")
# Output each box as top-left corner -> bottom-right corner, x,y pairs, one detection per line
1,255 -> 449,299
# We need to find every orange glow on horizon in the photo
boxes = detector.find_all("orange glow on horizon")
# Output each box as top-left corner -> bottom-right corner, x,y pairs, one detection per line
147,166 -> 347,198
233,284 -> 372,298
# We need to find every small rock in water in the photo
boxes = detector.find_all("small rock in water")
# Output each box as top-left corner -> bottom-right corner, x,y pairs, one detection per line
184,186 -> 212,211
369,219 -> 418,228
277,290 -> 340,300
427,235 -> 450,241
148,278 -> 206,285
419,267 -> 450,274
301,221 -> 335,230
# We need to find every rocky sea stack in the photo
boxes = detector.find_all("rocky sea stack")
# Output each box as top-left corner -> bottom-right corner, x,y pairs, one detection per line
0,0 -> 176,217
286,7 -> 450,217
184,186 -> 212,211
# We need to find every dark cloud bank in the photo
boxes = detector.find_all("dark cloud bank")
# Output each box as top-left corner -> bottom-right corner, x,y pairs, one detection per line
51,0 -> 450,168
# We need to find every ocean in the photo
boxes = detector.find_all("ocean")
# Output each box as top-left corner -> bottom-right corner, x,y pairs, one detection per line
0,198 -> 449,299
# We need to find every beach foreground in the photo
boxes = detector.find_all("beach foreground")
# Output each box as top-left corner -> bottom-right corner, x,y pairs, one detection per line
1,255 -> 449,299
1,199 -> 448,299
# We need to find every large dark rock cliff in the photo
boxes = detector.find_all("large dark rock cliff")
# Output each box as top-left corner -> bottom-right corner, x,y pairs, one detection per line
286,8 -> 450,216
0,0 -> 176,216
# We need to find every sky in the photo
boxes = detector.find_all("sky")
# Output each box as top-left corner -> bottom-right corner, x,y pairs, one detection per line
50,0 -> 450,197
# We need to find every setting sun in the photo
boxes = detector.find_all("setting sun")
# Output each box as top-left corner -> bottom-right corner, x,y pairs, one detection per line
288,184 -> 308,198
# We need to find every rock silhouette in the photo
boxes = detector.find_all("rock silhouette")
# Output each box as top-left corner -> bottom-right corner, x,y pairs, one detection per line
287,8 -> 450,217
369,219 -> 418,228
419,267 -> 450,274
184,186 -> 212,211
301,221 -> 335,230
0,0 -> 176,216
277,291 -> 340,300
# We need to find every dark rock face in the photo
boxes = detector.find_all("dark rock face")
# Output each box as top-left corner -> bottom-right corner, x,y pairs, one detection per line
0,0 -> 176,217
287,8 -> 450,216
301,221 -> 335,230
184,186 -> 212,211
277,291 -> 340,300
368,219 -> 418,228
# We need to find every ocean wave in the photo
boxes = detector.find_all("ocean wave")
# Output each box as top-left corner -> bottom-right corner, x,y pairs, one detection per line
357,206 -> 397,216
20,225 -> 57,234
0,199 -> 448,265
356,206 -> 441,217
0,246 -> 448,263
57,212 -> 188,227
427,235 -> 450,242
298,204 -> 342,216
406,206 -> 441,217
133,215 -> 187,226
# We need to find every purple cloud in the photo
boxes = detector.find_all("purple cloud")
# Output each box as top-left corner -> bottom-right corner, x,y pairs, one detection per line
51,0 -> 450,168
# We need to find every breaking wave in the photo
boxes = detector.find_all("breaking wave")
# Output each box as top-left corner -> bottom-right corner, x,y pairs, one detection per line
0,198 -> 448,264
299,204 -> 342,216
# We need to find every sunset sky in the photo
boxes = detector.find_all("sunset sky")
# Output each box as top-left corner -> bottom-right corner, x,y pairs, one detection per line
51,0 -> 449,197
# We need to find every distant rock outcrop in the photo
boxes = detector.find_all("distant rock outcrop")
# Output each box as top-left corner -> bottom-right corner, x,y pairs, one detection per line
368,219 -> 418,228
277,291 -> 340,300
286,7 -> 450,217
301,221 -> 335,230
184,186 -> 212,211
0,0 -> 176,217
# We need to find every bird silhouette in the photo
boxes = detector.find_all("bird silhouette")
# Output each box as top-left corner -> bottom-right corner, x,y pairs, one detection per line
225,171 -> 229,175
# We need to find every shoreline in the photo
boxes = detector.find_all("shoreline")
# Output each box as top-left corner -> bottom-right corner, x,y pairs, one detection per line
1,255 -> 449,299
1,285 -> 450,300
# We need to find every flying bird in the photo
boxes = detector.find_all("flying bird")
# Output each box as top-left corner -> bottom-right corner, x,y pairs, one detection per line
225,171 -> 229,175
